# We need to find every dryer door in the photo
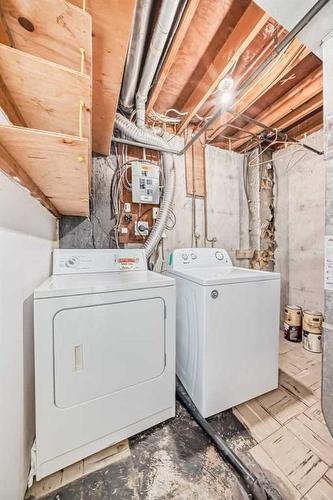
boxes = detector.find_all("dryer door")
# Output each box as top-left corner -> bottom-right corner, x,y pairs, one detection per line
53,297 -> 165,408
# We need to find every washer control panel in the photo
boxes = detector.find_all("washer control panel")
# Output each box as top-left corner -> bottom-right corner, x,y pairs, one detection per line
168,248 -> 232,271
53,249 -> 147,275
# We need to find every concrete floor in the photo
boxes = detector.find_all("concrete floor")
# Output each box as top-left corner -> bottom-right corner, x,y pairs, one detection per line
28,403 -> 282,500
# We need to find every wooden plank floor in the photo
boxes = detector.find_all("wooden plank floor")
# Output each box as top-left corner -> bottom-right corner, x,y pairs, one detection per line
234,332 -> 332,499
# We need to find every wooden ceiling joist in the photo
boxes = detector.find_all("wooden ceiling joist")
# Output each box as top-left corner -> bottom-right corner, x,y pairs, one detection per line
0,125 -> 90,216
0,141 -> 58,216
272,93 -> 323,131
147,0 -> 201,115
0,44 -> 91,138
208,39 -> 310,142
287,109 -> 323,141
69,0 -> 136,155
176,2 -> 269,134
1,0 -> 92,74
230,66 -> 322,150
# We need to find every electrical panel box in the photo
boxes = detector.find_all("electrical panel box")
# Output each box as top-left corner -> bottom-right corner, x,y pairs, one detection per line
131,162 -> 160,205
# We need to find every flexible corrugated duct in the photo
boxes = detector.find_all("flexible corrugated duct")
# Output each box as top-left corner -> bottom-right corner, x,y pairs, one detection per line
136,0 -> 181,128
119,0 -> 154,112
115,113 -> 175,258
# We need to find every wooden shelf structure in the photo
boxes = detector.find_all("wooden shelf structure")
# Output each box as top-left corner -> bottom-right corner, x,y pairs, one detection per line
0,0 -> 135,216
0,0 -> 94,216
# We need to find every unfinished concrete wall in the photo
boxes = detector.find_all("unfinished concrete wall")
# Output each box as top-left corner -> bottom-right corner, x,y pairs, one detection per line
274,130 -> 325,315
59,139 -> 243,267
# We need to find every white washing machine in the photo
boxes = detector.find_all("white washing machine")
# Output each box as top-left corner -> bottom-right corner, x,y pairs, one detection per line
167,248 -> 280,418
34,249 -> 175,479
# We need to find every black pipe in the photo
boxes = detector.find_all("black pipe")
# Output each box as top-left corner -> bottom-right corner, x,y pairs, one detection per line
176,380 -> 269,500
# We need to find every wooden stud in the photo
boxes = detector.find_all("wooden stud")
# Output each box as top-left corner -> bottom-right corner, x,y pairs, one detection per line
147,0 -> 201,114
177,2 -> 269,134
69,0 -> 136,154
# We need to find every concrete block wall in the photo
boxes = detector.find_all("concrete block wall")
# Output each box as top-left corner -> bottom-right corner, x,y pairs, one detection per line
273,130 -> 325,315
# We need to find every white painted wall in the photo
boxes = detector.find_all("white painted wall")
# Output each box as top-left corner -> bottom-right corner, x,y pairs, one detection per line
274,130 -> 325,315
0,173 -> 57,500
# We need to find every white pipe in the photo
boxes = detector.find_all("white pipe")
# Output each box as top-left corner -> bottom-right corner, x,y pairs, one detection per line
136,0 -> 181,127
116,113 -> 175,257
120,0 -> 154,112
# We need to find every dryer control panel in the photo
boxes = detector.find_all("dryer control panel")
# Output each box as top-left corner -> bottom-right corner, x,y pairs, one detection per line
168,248 -> 232,271
53,249 -> 147,275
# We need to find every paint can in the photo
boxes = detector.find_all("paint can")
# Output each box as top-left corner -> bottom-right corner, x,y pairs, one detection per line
284,305 -> 302,342
303,310 -> 323,353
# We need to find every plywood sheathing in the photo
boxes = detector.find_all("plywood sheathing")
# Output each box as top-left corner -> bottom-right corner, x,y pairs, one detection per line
1,0 -> 92,74
0,44 -> 91,138
69,0 -> 136,155
0,125 -> 89,216
0,141 -> 59,216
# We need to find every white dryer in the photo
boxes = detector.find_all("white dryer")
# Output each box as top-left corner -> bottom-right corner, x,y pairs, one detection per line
34,249 -> 175,479
167,248 -> 280,418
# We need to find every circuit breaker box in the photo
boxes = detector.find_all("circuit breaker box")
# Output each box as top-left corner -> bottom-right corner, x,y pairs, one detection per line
131,162 -> 160,204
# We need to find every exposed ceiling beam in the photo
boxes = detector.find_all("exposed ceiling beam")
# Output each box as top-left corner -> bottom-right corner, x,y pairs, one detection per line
272,92 -> 322,131
230,66 -> 322,150
0,142 -> 59,216
176,2 -> 269,134
208,39 -> 309,141
287,109 -> 323,140
147,0 -> 200,114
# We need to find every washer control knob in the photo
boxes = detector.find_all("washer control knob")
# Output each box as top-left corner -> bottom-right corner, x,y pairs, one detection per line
191,253 -> 197,260
182,253 -> 189,261
66,257 -> 79,267
211,290 -> 219,299
215,251 -> 224,261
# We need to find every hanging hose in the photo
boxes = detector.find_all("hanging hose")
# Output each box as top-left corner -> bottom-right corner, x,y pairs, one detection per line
176,380 -> 271,500
115,113 -> 175,258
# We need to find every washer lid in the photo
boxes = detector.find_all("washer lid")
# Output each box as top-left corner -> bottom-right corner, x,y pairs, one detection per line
168,266 -> 280,286
34,270 -> 175,299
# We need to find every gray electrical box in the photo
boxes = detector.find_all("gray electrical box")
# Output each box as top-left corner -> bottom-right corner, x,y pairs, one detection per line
131,162 -> 160,204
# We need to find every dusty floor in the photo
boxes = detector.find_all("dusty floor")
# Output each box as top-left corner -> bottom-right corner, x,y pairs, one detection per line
27,333 -> 329,500
27,402 -> 283,500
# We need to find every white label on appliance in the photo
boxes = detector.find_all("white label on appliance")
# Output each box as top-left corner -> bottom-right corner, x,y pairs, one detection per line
325,235 -> 333,290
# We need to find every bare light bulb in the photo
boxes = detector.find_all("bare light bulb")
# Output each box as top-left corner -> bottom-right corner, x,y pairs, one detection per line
218,75 -> 234,92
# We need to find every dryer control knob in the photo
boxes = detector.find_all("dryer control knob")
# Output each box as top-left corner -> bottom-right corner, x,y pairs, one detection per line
215,251 -> 224,261
182,253 -> 189,260
191,253 -> 197,260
